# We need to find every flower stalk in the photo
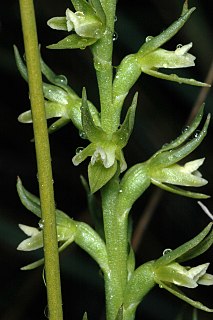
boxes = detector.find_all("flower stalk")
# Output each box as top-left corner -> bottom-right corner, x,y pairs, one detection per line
18,1 -> 63,319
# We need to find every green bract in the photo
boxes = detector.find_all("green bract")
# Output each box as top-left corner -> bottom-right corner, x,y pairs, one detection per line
47,0 -> 106,49
14,45 -> 100,134
72,90 -> 138,193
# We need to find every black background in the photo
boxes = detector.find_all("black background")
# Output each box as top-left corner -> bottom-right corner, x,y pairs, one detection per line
0,1 -> 213,319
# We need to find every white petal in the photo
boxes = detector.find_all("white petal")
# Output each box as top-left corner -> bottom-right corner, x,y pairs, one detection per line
187,263 -> 210,281
183,158 -> 205,173
175,42 -> 193,56
198,273 -> 213,286
18,224 -> 40,237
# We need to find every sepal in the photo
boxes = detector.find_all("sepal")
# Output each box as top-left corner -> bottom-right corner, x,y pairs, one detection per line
113,92 -> 138,148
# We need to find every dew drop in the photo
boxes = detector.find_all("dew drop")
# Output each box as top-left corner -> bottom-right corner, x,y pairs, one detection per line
114,15 -> 117,22
162,142 -> 169,148
79,130 -> 87,139
113,31 -> 118,41
119,189 -> 123,193
39,219 -> 44,229
76,11 -> 84,18
94,61 -> 102,71
76,147 -> 84,154
182,125 -> 190,134
55,75 -> 68,85
163,248 -> 172,255
194,130 -> 201,138
145,36 -> 153,42
163,63 -> 168,68
44,305 -> 49,318
176,44 -> 183,49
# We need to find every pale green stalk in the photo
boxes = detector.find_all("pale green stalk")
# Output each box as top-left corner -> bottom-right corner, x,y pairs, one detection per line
101,175 -> 129,320
18,1 -> 63,319
91,0 -> 117,134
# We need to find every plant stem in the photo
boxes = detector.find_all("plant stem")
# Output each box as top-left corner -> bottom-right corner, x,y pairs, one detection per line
19,1 -> 63,319
91,0 -> 117,134
101,176 -> 129,320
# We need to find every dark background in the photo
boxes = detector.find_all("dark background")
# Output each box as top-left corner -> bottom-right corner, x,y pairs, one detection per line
0,1 -> 213,319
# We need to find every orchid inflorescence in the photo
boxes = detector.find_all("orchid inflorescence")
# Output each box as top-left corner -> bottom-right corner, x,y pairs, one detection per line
16,1 -> 213,318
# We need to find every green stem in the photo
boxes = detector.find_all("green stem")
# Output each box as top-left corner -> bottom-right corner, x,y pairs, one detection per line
19,1 -> 63,319
91,0 -> 117,134
101,175 -> 129,320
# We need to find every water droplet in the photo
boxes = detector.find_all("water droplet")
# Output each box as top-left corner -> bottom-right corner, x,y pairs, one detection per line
76,11 -> 84,18
94,61 -> 102,71
163,63 -> 168,68
159,284 -> 163,289
162,142 -> 169,148
119,189 -> 123,193
44,305 -> 49,318
182,125 -> 190,134
163,248 -> 172,255
79,130 -> 87,139
113,31 -> 118,41
55,75 -> 68,85
114,15 -> 117,22
76,147 -> 84,154
145,36 -> 153,42
176,44 -> 183,49
79,39 -> 87,50
39,219 -> 44,229
194,130 -> 201,138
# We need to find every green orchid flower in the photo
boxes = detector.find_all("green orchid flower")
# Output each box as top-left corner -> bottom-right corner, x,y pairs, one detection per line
118,106 -> 210,217
153,222 -> 213,312
146,105 -> 210,198
123,223 -> 213,318
14,45 -> 100,134
47,0 -> 106,49
72,89 -> 138,193
136,2 -> 210,87
136,41 -> 207,86
113,2 -> 210,116
17,177 -> 109,273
